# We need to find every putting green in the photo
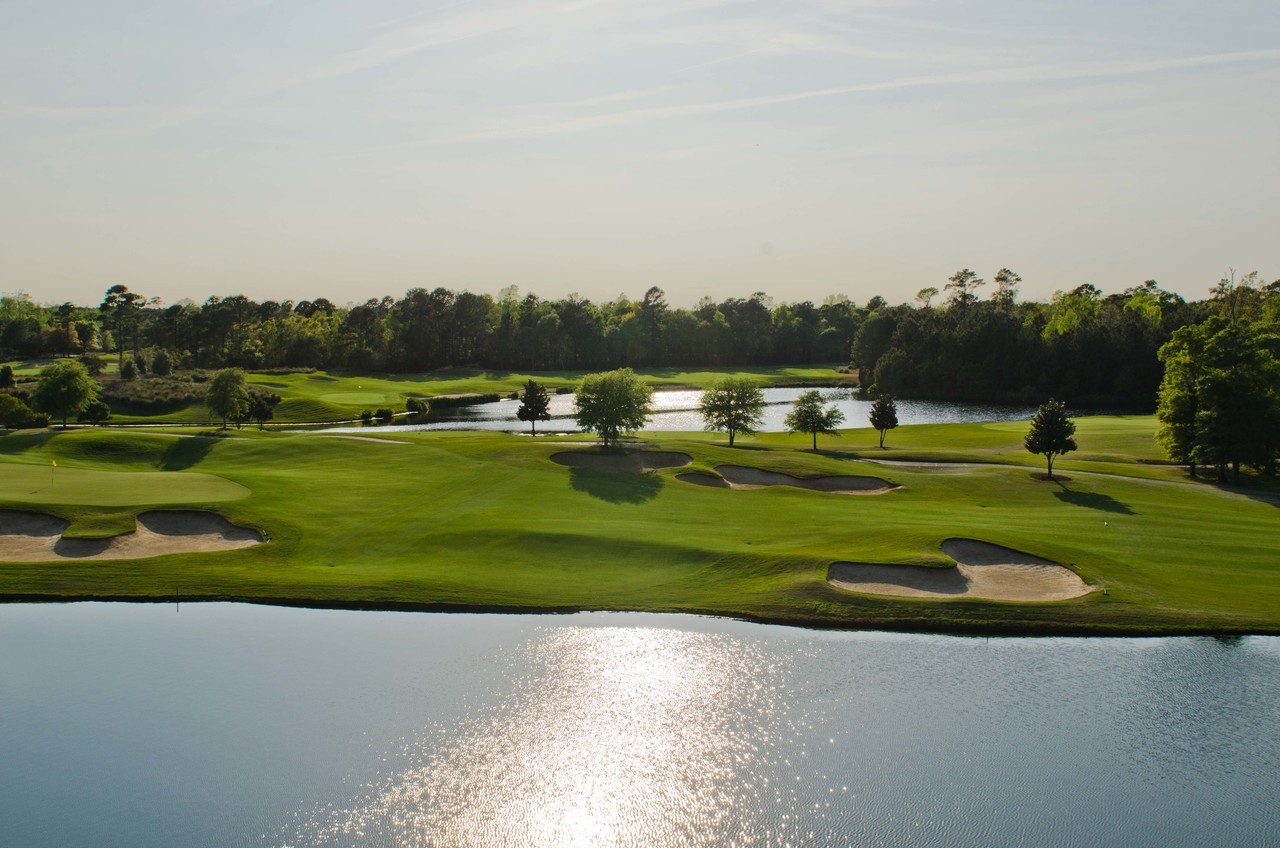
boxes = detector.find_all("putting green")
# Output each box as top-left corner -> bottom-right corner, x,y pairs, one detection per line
0,462 -> 248,506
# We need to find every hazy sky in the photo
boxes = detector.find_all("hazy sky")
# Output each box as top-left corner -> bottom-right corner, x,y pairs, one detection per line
2,0 -> 1277,308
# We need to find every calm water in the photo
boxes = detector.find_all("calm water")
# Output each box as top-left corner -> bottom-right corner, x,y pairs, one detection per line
2,603 -> 1277,848
324,388 -> 1034,434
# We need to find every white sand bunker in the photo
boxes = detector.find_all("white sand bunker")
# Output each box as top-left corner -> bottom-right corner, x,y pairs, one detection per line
0,509 -> 262,562
678,465 -> 896,495
828,538 -> 1095,602
551,451 -> 691,473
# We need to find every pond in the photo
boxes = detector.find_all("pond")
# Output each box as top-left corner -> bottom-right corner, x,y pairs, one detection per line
329,388 -> 1034,434
2,603 -> 1277,847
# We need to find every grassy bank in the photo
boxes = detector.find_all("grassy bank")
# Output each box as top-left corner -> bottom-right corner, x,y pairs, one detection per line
1,417 -> 1277,634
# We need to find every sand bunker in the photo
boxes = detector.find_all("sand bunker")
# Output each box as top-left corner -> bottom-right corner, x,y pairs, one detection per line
678,465 -> 896,495
551,451 -> 691,473
827,538 -> 1095,602
0,509 -> 262,562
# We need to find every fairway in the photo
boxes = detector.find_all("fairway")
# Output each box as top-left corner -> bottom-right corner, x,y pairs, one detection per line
0,418 -> 1277,634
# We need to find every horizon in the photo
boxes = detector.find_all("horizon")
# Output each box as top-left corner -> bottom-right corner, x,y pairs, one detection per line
3,1 -> 1278,308
4,265 -> 1272,312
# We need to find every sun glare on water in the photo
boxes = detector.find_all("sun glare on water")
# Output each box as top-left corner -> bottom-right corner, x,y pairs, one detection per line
277,625 -> 812,847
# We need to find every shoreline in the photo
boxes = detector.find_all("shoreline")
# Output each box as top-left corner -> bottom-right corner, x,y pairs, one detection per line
2,592 -> 1275,638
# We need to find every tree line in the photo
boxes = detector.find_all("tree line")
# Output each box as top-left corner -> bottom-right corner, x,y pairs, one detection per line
4,270 -> 1270,409
0,285 -> 858,375
2,269 -> 1276,414
851,271 -> 1223,407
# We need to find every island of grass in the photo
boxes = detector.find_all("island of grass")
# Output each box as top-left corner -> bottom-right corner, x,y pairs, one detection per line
0,415 -> 1277,635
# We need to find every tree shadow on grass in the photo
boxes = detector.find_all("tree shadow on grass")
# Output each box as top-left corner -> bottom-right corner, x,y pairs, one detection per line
0,430 -> 57,455
159,433 -> 226,470
1053,487 -> 1136,515
568,467 -> 662,504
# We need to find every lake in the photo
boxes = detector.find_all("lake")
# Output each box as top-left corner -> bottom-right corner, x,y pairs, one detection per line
328,388 -> 1034,434
2,603 -> 1277,847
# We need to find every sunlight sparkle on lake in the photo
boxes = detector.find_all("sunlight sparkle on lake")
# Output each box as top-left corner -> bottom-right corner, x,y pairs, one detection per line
280,626 -> 806,847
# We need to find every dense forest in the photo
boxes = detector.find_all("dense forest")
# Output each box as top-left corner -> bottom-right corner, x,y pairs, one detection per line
3,269 -> 1277,412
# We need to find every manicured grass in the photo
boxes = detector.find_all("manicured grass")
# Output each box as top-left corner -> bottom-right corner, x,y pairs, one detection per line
0,418 -> 1277,635
0,447 -> 248,505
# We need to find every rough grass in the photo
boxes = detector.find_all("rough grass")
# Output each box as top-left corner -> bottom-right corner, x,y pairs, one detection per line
0,417 -> 1277,635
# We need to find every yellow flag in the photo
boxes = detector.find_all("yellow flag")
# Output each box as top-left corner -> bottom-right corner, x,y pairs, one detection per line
51,459 -> 56,468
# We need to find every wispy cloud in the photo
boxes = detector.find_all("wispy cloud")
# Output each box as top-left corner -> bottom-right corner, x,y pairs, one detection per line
463,49 -> 1280,140
278,0 -> 602,91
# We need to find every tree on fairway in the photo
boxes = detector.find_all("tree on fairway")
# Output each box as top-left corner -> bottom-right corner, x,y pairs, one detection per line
785,389 -> 845,450
77,400 -> 112,424
247,391 -> 280,430
30,360 -> 100,428
1024,398 -> 1077,479
699,377 -> 765,447
206,368 -> 250,429
0,365 -> 13,389
573,368 -> 653,448
516,379 -> 552,435
868,393 -> 898,448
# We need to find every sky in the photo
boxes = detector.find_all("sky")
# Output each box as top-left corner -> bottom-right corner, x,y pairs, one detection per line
1,0 -> 1277,309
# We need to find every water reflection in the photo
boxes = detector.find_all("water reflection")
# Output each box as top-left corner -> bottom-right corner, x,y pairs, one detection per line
6,605 -> 1280,848
281,627 -> 800,847
1108,637 -> 1280,788
316,389 -> 1034,434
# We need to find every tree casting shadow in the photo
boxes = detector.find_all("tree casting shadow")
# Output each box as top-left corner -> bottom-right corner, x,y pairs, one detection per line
568,467 -> 662,504
160,434 -> 224,470
1052,487 -> 1136,515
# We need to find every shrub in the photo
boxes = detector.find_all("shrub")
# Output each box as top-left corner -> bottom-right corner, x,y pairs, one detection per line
0,393 -> 49,429
101,376 -> 207,411
120,359 -> 138,381
374,407 -> 394,424
360,409 -> 374,425
151,349 -> 172,376
78,356 -> 106,376
77,400 -> 112,424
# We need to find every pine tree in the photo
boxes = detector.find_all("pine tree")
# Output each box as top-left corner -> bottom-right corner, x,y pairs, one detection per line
1024,398 -> 1077,480
868,394 -> 898,448
516,379 -> 551,435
